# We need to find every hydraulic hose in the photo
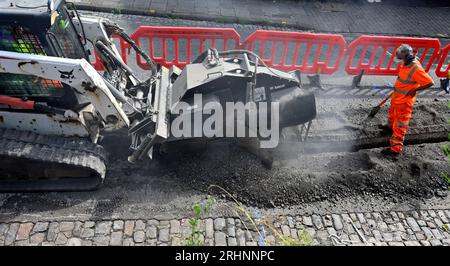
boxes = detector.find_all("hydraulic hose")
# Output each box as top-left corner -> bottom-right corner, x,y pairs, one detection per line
102,78 -> 143,115
101,78 -> 128,103
103,23 -> 158,78
95,40 -> 141,83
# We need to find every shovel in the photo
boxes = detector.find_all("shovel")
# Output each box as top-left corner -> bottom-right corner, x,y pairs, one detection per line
361,93 -> 393,130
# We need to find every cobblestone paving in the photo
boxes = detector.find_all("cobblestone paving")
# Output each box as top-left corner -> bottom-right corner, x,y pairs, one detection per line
1,210 -> 449,246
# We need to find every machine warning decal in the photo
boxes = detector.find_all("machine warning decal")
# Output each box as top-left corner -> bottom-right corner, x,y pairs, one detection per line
58,69 -> 74,80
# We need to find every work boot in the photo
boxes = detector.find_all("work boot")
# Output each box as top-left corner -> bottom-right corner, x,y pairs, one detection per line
378,124 -> 393,135
381,148 -> 400,159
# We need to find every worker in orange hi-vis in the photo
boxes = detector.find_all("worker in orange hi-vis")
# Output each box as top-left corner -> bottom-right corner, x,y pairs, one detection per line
379,44 -> 434,157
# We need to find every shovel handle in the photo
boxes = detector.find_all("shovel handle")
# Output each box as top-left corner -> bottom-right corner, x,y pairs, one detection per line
378,93 -> 393,107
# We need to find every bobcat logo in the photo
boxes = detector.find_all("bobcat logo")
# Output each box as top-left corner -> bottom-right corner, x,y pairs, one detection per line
58,69 -> 74,80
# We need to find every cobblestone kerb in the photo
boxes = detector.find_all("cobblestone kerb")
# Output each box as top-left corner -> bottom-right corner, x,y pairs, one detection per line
1,210 -> 449,246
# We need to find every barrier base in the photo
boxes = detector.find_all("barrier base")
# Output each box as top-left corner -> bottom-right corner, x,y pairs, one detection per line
352,70 -> 365,89
307,74 -> 323,90
440,78 -> 449,94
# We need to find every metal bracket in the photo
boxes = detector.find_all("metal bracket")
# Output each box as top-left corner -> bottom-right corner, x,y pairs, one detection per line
204,48 -> 221,68
352,70 -> 365,89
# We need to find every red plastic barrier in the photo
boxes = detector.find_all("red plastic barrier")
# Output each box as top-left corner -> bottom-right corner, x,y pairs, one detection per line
91,53 -> 103,70
436,44 -> 450,78
88,27 -> 447,79
345,35 -> 441,76
130,26 -> 240,70
91,35 -> 129,71
240,30 -> 346,74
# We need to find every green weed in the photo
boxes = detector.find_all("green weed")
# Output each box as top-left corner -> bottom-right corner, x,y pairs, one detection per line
444,173 -> 450,190
184,196 -> 215,246
112,8 -> 121,14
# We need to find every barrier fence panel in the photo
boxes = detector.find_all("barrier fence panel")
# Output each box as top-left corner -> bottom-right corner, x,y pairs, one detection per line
240,30 -> 346,74
130,26 -> 240,70
90,50 -> 102,70
345,35 -> 441,76
87,27 -> 448,80
436,44 -> 450,78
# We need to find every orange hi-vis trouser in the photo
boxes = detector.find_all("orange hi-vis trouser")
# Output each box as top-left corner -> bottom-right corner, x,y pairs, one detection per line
387,103 -> 413,154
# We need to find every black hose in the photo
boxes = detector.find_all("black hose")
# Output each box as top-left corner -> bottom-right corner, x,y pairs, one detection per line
192,50 -> 209,64
66,2 -> 87,45
102,78 -> 128,103
103,23 -> 158,78
95,40 -> 142,84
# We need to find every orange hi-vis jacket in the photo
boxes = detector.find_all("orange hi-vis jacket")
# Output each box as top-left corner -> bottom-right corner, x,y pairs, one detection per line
388,59 -> 434,154
392,59 -> 434,106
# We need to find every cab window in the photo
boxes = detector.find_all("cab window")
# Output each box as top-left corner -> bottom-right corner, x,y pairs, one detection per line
47,8 -> 86,59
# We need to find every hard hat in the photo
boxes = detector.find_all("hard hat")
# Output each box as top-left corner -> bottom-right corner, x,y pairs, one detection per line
395,44 -> 413,60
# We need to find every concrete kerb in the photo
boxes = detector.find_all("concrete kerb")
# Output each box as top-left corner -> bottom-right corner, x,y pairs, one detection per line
74,4 -> 319,32
74,4 -> 450,39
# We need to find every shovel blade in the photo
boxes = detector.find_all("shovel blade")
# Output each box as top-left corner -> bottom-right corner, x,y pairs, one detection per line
367,106 -> 381,120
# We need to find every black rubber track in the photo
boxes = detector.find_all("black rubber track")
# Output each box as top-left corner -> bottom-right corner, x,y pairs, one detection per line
0,128 -> 107,192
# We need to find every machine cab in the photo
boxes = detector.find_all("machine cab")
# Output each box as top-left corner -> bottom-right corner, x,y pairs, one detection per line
0,0 -> 87,59
0,0 -> 88,106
